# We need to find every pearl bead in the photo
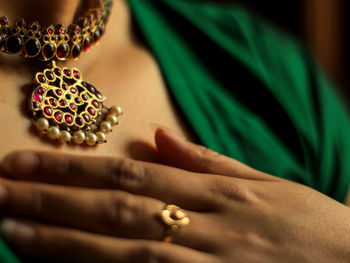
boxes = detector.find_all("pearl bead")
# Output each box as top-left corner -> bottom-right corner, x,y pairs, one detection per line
100,121 -> 112,133
35,118 -> 49,131
110,106 -> 123,116
106,114 -> 118,126
73,131 -> 86,144
59,131 -> 72,144
86,132 -> 97,146
96,132 -> 107,144
47,126 -> 60,140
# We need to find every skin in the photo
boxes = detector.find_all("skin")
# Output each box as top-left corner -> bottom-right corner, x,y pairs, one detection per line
1,128 -> 350,263
0,1 -> 350,262
0,0 -> 194,162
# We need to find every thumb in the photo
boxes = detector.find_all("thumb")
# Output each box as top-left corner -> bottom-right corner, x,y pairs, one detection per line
155,128 -> 277,181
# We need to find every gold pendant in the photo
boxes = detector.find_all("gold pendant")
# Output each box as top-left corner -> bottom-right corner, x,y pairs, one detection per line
29,61 -> 122,145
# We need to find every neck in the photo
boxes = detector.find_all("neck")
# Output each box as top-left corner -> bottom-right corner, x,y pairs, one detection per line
0,0 -> 101,26
0,0 -> 133,72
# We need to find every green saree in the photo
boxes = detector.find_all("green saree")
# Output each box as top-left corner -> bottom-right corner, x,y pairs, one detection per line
2,0 -> 350,261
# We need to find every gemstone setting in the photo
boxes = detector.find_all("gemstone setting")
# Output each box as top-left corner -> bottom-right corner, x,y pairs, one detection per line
24,39 -> 41,57
6,36 -> 23,53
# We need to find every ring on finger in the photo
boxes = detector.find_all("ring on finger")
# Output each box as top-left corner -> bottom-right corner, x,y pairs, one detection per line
160,204 -> 190,243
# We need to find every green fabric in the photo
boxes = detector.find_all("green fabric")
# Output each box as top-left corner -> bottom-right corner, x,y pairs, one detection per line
0,239 -> 20,263
127,0 -> 350,201
2,0 -> 350,261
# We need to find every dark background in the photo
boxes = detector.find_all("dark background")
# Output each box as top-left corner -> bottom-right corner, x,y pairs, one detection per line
219,0 -> 350,105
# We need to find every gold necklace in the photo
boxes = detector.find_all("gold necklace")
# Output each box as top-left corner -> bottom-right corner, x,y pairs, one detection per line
0,0 -> 122,146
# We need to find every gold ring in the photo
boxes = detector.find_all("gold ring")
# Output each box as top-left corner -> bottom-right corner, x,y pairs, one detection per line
160,204 -> 190,242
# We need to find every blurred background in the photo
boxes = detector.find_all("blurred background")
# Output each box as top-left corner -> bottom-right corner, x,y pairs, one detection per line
222,0 -> 349,106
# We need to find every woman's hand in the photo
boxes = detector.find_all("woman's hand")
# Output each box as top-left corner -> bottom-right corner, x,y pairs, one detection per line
1,128 -> 350,263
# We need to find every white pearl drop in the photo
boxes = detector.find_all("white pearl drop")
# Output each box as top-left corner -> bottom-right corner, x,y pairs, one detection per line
35,118 -> 49,131
106,114 -> 118,126
86,132 -> 97,146
59,131 -> 72,144
100,121 -> 112,134
73,131 -> 86,144
110,106 -> 123,116
47,126 -> 60,140
96,132 -> 107,144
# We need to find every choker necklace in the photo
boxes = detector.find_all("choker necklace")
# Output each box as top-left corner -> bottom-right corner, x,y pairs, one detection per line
0,0 -> 123,146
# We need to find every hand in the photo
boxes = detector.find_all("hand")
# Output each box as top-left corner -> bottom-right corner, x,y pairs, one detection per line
1,128 -> 350,263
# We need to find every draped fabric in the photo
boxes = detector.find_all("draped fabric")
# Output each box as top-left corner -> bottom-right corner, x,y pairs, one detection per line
2,0 -> 350,262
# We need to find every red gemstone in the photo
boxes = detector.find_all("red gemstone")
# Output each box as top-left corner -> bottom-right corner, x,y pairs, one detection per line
70,103 -> 76,110
48,27 -> 54,34
49,99 -> 57,107
56,90 -> 62,96
54,68 -> 61,76
82,94 -> 88,101
65,115 -> 73,123
87,85 -> 95,93
45,71 -> 54,80
64,69 -> 71,76
57,43 -> 68,58
92,100 -> 99,108
59,100 -> 66,106
60,27 -> 66,34
76,117 -> 83,126
70,87 -> 77,94
37,87 -> 44,94
73,70 -> 80,79
61,84 -> 68,90
96,92 -> 102,100
54,112 -> 62,122
44,107 -> 53,116
38,74 -> 46,83
83,37 -> 91,51
83,114 -> 90,122
72,44 -> 81,59
42,43 -> 55,59
88,107 -> 95,115
75,98 -> 81,104
33,93 -> 43,102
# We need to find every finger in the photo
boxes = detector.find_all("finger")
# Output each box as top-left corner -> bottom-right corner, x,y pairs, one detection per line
2,152 -> 217,210
0,179 -> 163,239
0,218 -> 218,263
155,128 -> 279,181
0,179 -> 213,251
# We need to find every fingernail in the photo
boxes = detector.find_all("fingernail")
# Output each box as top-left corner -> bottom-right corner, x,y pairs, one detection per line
150,123 -> 168,133
150,123 -> 186,141
3,152 -> 39,175
0,218 -> 36,244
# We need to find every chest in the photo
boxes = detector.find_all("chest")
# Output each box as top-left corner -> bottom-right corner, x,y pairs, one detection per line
0,47 -> 192,162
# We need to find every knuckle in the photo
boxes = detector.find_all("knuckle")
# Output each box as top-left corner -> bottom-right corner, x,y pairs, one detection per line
196,146 -> 220,161
195,146 -> 221,172
109,158 -> 147,191
30,187 -> 50,216
210,178 -> 257,205
106,192 -> 141,229
50,155 -> 74,177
